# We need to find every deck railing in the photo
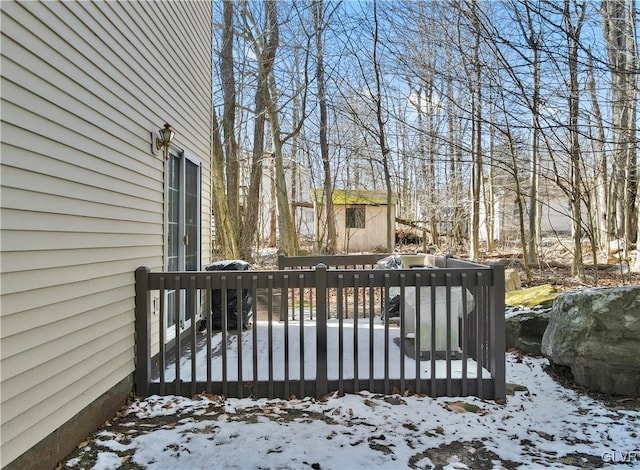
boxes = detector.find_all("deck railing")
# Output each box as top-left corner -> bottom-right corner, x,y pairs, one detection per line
135,255 -> 505,400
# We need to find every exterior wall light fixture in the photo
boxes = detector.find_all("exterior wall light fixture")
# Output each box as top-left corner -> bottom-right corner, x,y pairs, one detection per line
152,123 -> 175,158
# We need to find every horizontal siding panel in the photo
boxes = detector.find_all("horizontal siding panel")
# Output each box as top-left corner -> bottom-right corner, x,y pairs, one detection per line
1,187 -> 161,224
2,229 -> 159,253
1,258 -> 159,296
1,350 -> 133,462
0,208 -> 159,235
1,312 -> 133,397
0,284 -> 132,338
1,246 -> 160,274
0,59 -> 162,168
93,2 -> 211,136
1,127 -> 162,192
1,4 -> 175,132
2,139 -> 162,202
1,166 -> 161,214
0,269 -> 157,315
1,95 -> 160,178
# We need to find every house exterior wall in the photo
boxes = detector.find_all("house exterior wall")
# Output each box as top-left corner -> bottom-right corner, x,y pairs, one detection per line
0,1 -> 212,467
336,205 -> 395,252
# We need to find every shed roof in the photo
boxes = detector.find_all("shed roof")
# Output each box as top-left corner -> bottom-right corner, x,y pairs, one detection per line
314,189 -> 397,206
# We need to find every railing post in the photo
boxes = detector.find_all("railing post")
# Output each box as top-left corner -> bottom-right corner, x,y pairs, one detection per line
135,266 -> 151,396
315,263 -> 328,398
489,263 -> 506,400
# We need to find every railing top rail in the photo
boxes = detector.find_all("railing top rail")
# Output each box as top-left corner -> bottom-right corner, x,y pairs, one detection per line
141,265 -> 497,290
278,253 -> 390,269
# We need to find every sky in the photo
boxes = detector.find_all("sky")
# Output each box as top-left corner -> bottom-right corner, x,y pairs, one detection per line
62,352 -> 640,470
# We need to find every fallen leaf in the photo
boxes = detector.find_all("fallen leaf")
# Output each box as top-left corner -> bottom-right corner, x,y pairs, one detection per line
445,401 -> 483,414
436,425 -> 444,434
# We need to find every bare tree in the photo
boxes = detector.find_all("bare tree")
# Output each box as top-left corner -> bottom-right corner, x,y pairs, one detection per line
313,0 -> 338,254
601,0 -> 638,265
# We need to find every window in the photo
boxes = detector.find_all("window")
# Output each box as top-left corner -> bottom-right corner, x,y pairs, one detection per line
166,150 -> 201,333
346,206 -> 366,229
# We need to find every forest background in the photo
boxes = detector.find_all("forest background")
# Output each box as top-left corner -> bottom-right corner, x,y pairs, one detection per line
209,0 -> 639,286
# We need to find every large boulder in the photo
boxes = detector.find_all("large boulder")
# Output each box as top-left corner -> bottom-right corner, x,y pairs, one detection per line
505,284 -> 561,309
505,308 -> 551,355
541,286 -> 640,396
504,269 -> 521,293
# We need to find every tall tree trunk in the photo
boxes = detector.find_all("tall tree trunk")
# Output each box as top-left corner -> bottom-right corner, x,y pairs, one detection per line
469,0 -> 483,261
564,0 -> 586,279
263,0 -> 299,255
212,108 -> 240,258
525,1 -> 541,265
238,0 -> 278,260
586,53 -> 608,264
601,0 -> 637,258
372,0 -> 394,253
313,0 -> 337,254
221,0 -> 240,232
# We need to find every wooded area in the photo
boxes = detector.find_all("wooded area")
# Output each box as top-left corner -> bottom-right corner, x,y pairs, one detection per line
210,0 -> 638,282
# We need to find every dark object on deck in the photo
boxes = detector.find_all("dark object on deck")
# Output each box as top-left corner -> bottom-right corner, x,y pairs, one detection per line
385,294 -> 402,320
201,260 -> 253,330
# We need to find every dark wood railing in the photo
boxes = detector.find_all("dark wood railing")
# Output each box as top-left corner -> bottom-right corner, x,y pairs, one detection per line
135,255 -> 505,400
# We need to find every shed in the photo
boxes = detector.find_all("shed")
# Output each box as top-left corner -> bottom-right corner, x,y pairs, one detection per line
314,189 -> 397,252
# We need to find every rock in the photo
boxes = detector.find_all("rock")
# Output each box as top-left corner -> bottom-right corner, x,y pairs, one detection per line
504,269 -> 521,293
505,308 -> 551,355
607,263 -> 630,275
608,238 -> 626,255
541,286 -> 640,396
505,284 -> 561,309
608,239 -> 631,263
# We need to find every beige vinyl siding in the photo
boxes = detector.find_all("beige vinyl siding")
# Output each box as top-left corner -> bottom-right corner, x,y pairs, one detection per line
0,0 -> 212,466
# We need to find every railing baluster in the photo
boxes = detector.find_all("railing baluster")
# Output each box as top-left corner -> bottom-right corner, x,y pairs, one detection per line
134,267 -> 151,397
299,273 -> 305,398
490,263 -> 506,400
445,273 -> 452,396
221,275 -> 228,398
283,274 -> 290,398
414,272 -> 421,395
205,276 -> 212,393
252,275 -> 258,396
190,276 -> 197,396
268,275 -> 274,398
460,273 -> 468,397
159,277 -> 166,395
368,274 -> 375,392
430,273 -> 437,397
353,274 -> 359,393
174,276 -> 181,396
315,264 -> 328,398
338,274 -> 344,396
399,273 -> 406,395
384,273 -> 390,395
236,275 -> 244,398
476,272 -> 483,399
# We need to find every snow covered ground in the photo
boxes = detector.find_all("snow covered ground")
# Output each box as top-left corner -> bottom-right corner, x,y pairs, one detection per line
160,319 -> 490,382
63,353 -> 640,470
